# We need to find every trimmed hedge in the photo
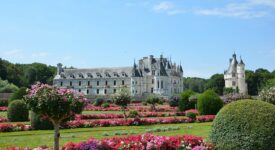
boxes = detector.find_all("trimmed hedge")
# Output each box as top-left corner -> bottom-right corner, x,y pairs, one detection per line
210,100 -> 275,150
7,100 -> 29,122
197,90 -> 223,115
30,111 -> 53,130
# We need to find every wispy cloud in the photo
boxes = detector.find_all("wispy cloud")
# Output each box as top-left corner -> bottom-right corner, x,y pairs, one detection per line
3,49 -> 23,57
151,0 -> 274,18
31,52 -> 48,58
152,1 -> 184,15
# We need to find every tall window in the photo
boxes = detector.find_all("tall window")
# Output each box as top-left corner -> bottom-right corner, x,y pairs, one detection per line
122,80 -> 125,85
152,70 -> 155,75
97,89 -> 99,94
87,89 -> 89,94
114,80 -> 116,86
60,82 -> 63,86
151,88 -> 154,93
70,81 -> 72,86
105,81 -> 108,86
79,81 -> 81,86
152,79 -> 154,84
78,89 -> 81,92
113,89 -> 116,93
232,81 -> 236,86
104,89 -> 107,94
97,81 -> 99,86
88,81 -> 90,86
161,80 -> 163,89
157,80 -> 160,89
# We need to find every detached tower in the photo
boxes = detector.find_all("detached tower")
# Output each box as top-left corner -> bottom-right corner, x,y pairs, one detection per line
224,53 -> 247,94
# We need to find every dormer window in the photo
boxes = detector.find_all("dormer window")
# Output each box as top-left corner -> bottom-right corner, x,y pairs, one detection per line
96,72 -> 102,78
87,73 -> 93,78
78,73 -> 84,78
70,74 -> 75,78
113,72 -> 119,77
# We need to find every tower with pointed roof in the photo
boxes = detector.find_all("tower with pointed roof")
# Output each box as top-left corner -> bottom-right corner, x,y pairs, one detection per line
224,53 -> 247,94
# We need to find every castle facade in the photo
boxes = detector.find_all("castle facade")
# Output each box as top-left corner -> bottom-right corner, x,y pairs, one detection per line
53,55 -> 184,97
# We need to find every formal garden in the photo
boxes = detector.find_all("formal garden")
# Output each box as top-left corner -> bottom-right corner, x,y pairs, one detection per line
0,81 -> 274,150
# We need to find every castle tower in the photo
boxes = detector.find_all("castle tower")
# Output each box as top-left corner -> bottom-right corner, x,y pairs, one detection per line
224,53 -> 247,94
57,63 -> 63,75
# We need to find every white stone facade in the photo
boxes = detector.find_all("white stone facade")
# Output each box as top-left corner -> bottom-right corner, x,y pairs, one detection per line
224,53 -> 247,94
53,55 -> 184,97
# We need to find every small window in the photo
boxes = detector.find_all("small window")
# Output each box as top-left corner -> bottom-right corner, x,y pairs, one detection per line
152,70 -> 155,75
104,89 -> 107,94
152,79 -> 154,84
113,89 -> 116,93
79,81 -> 81,86
136,90 -> 137,93
151,88 -> 154,93
78,89 -> 81,92
135,81 -> 137,84
97,89 -> 99,94
122,80 -> 125,85
132,81 -> 135,85
232,81 -> 236,86
97,81 -> 99,86
70,81 -> 72,86
88,81 -> 90,86
87,89 -> 89,94
60,82 -> 63,86
114,80 -> 116,86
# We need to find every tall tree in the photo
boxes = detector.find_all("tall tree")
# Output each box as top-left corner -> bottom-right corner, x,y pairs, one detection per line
205,74 -> 225,95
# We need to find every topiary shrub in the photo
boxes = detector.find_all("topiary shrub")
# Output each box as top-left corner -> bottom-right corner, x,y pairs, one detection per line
7,100 -> 29,122
93,98 -> 104,106
197,90 -> 223,115
30,111 -> 53,130
9,87 -> 27,104
186,112 -> 196,120
210,100 -> 275,150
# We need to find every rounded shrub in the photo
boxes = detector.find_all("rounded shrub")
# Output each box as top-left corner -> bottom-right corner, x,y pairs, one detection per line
197,90 -> 223,115
30,111 -> 53,130
169,96 -> 179,107
128,110 -> 139,118
178,90 -> 195,111
210,100 -> 275,150
186,112 -> 196,120
102,103 -> 110,108
7,100 -> 29,122
93,98 -> 104,106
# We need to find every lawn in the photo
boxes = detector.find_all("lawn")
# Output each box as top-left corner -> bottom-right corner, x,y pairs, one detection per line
0,122 -> 212,148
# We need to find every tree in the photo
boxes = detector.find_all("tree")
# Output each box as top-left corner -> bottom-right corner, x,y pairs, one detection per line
197,90 -> 223,115
0,79 -> 18,93
183,77 -> 207,93
24,83 -> 86,150
146,95 -> 160,111
178,90 -> 196,111
112,87 -> 131,120
9,87 -> 27,103
205,74 -> 225,95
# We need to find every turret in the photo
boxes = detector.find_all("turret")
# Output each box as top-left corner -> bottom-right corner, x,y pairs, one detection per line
57,63 -> 63,75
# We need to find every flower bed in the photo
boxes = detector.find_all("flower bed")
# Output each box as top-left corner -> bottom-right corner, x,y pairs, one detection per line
75,112 -> 186,120
85,104 -> 176,112
66,115 -> 215,129
63,133 -> 216,150
0,106 -> 8,112
0,124 -> 31,132
0,116 -> 8,122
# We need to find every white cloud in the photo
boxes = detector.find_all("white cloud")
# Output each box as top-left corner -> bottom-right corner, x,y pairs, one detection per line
153,1 -> 174,12
194,2 -> 269,18
31,52 -> 48,58
249,0 -> 275,8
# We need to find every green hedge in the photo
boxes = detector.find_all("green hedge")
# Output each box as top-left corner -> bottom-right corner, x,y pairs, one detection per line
210,100 -> 275,150
30,111 -> 53,130
7,100 -> 29,122
197,90 -> 223,115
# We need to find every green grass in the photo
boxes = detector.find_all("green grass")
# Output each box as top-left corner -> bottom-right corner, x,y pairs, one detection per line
0,122 -> 212,148
0,111 -> 6,117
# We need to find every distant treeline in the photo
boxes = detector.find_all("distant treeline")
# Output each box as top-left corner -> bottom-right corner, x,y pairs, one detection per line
184,69 -> 275,96
0,58 -> 56,88
0,58 -> 274,96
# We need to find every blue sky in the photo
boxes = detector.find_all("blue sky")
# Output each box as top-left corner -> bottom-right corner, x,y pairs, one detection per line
0,0 -> 274,78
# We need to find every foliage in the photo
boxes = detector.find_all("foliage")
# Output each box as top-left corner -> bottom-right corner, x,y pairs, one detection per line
179,90 -> 196,111
30,111 -> 53,130
93,98 -> 104,106
146,95 -> 161,111
9,87 -> 27,103
0,79 -> 18,93
128,110 -> 139,118
197,90 -> 223,115
7,100 -> 29,122
186,112 -> 196,120
183,77 -> 207,93
221,93 -> 251,104
210,100 -> 275,150
169,95 -> 180,107
112,87 -> 131,120
102,103 -> 110,108
24,83 -> 86,150
204,74 -> 225,95
0,100 -> 8,106
223,87 -> 234,95
259,87 -> 275,105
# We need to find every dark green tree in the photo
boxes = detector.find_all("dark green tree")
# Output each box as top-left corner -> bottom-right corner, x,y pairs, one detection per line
205,74 -> 225,95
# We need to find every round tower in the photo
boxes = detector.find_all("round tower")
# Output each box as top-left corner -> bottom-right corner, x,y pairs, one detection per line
237,57 -> 247,94
57,63 -> 63,75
